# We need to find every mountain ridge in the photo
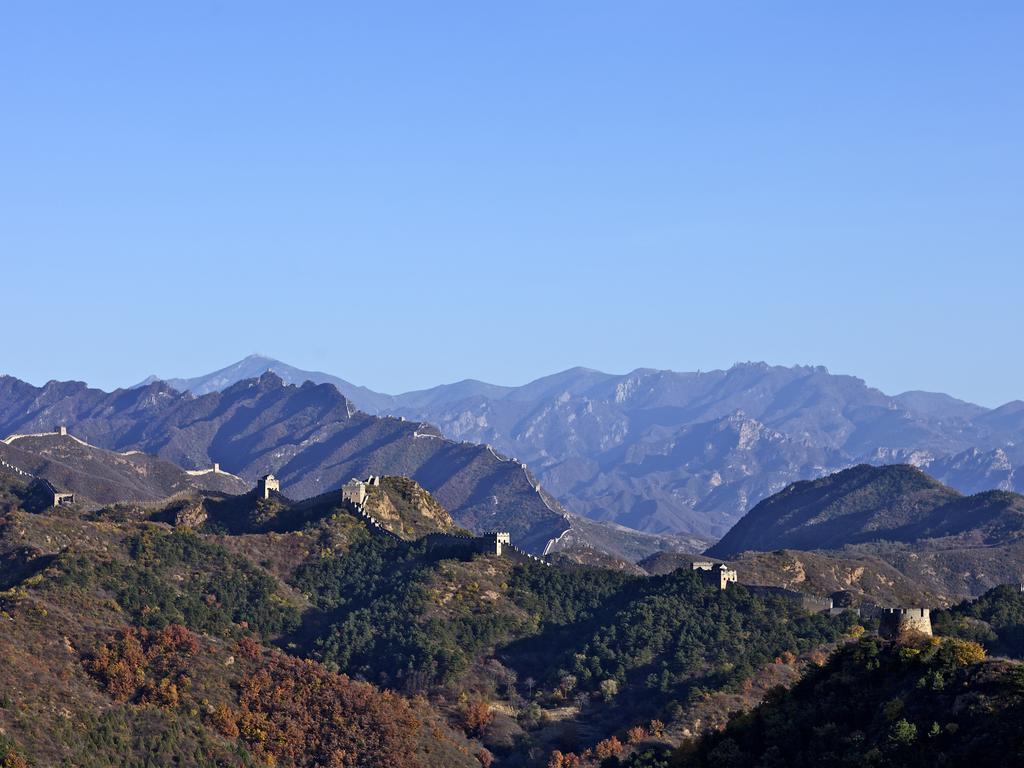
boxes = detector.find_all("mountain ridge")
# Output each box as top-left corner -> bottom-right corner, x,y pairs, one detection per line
0,432 -> 249,504
0,372 -> 700,560
0,371 -> 570,553
116,356 -> 1024,539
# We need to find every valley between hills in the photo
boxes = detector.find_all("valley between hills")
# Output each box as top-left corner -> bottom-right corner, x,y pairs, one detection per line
3,363 -> 1024,767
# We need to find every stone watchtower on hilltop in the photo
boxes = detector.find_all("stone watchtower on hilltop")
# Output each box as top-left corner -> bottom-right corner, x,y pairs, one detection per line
257,474 -> 280,499
691,560 -> 738,590
879,608 -> 932,639
341,475 -> 380,508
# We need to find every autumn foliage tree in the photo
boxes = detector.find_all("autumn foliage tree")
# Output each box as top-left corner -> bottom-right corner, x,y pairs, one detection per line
461,698 -> 494,737
84,624 -> 199,708
626,725 -> 647,744
0,734 -> 28,768
594,736 -> 623,760
84,624 -> 443,768
233,648 -> 426,768
547,751 -> 582,768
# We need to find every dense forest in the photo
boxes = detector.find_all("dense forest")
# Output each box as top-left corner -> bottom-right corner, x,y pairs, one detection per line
4,472 -> 1024,767
671,635 -> 1024,768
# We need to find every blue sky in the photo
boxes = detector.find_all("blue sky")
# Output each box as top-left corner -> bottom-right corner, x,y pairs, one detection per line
1,3 -> 1021,405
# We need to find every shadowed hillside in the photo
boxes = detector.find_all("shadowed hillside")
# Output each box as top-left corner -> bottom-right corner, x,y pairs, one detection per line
696,465 -> 1024,605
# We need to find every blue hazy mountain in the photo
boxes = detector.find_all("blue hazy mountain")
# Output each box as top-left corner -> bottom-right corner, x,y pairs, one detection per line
132,357 -> 1024,539
134,354 -> 396,413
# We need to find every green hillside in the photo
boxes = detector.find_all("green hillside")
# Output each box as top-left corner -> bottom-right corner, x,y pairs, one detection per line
675,635 -> 1024,768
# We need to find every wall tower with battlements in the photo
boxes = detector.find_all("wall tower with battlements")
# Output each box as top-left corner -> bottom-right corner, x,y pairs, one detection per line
257,474 -> 280,499
879,608 -> 932,638
341,476 -> 379,507
692,560 -> 738,590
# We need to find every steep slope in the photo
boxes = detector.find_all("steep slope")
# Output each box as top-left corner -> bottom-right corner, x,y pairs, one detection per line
707,464 -> 1024,557
0,432 -> 247,504
707,465 -> 959,555
360,475 -> 467,539
924,447 -> 1018,494
699,465 -> 1024,604
0,373 -> 570,552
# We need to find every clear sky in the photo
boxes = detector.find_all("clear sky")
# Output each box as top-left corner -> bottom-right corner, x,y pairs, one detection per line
1,3 -> 1021,405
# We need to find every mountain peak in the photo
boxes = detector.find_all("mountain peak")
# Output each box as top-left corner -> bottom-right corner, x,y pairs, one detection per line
707,464 -> 966,557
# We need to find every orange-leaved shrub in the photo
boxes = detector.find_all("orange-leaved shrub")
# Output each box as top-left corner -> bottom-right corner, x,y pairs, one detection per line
84,624 -> 199,707
232,647 -> 425,768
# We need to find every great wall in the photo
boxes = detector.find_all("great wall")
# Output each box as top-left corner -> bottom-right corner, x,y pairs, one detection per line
877,607 -> 933,638
2,425 -> 240,481
0,431 -> 980,632
338,475 -> 551,565
1,425 -> 80,446
412,425 -> 573,554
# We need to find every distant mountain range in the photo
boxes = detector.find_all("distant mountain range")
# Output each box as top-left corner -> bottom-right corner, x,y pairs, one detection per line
135,354 -> 395,412
0,371 -> 712,558
132,356 -> 1024,538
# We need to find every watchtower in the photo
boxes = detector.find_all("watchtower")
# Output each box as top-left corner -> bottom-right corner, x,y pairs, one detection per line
257,474 -> 280,499
879,608 -> 932,639
692,561 -> 738,590
39,479 -> 74,507
341,478 -> 369,507
491,531 -> 511,555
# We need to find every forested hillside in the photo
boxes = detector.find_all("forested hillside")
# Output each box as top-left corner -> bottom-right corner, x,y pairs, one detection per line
673,635 -> 1023,768
0,469 -> 862,767
933,585 -> 1024,658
